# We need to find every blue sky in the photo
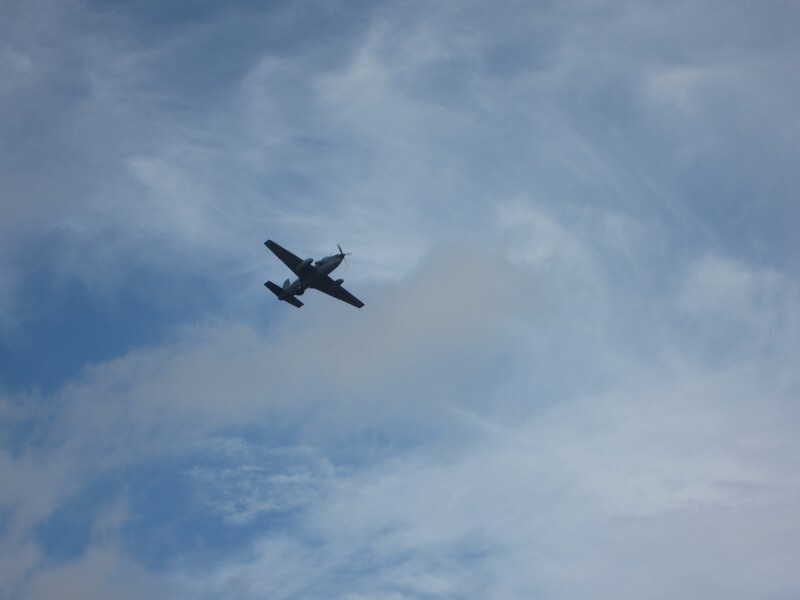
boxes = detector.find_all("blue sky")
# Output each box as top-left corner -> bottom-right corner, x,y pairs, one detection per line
2,0 -> 799,597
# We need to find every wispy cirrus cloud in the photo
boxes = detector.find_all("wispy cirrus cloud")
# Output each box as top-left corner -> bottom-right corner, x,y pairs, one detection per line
2,0 -> 800,598
4,198 -> 799,596
180,351 -> 800,598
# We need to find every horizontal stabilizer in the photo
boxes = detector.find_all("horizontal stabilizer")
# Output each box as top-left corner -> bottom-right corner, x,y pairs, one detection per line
264,281 -> 303,307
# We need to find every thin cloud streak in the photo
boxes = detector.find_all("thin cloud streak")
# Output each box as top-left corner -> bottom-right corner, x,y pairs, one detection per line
4,205 -> 799,596
2,0 -> 800,598
182,357 -> 800,598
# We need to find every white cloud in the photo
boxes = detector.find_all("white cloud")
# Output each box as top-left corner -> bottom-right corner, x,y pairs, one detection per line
679,255 -> 783,317
677,255 -> 799,359
187,441 -> 334,525
182,358 -> 800,598
20,544 -> 174,600
644,66 -> 729,116
2,1 -> 800,598
2,0 -> 798,320
4,199 -> 798,596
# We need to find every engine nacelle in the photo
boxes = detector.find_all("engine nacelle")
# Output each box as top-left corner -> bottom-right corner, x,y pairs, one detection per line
298,258 -> 313,270
333,279 -> 344,286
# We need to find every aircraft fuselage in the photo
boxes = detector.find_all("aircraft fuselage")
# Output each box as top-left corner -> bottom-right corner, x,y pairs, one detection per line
280,253 -> 344,298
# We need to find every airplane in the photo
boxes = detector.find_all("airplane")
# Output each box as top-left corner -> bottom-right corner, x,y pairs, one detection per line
264,239 -> 364,308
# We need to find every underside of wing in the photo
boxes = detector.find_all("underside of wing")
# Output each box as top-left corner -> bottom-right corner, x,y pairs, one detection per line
313,276 -> 365,308
265,240 -> 303,274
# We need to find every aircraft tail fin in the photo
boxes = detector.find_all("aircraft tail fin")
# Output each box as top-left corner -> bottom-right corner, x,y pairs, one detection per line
264,281 -> 304,307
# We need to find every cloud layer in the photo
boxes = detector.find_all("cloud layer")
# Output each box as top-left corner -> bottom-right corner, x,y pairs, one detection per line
2,0 -> 799,598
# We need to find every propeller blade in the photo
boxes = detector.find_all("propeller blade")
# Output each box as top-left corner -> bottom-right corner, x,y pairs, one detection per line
337,243 -> 351,265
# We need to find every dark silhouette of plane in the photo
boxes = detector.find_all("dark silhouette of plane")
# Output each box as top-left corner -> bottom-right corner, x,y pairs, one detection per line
264,240 -> 364,308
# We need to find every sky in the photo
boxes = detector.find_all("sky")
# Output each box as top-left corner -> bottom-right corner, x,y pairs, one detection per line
1,0 -> 799,597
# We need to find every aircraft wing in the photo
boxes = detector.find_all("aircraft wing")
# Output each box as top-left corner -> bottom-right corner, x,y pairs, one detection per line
313,276 -> 365,308
264,240 -> 304,274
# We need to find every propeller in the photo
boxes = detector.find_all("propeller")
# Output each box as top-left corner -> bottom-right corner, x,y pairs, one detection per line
337,243 -> 351,265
